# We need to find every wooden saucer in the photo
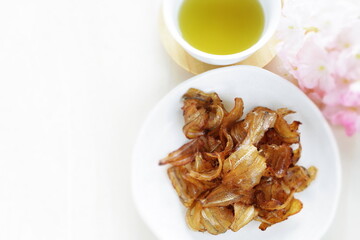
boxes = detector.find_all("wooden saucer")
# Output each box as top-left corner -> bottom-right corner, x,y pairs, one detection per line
160,17 -> 279,75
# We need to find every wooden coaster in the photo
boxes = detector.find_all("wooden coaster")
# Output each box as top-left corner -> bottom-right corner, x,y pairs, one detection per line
160,17 -> 279,75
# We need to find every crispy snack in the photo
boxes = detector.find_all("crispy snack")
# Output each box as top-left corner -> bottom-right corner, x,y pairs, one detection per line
159,88 -> 317,234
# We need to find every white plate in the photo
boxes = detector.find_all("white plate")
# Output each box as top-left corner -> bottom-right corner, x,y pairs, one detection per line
132,66 -> 341,240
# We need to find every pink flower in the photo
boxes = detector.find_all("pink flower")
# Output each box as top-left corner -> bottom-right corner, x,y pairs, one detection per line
292,37 -> 335,91
323,106 -> 360,136
334,47 -> 360,84
323,87 -> 360,107
276,17 -> 305,71
330,22 -> 360,51
277,0 -> 360,136
342,89 -> 360,107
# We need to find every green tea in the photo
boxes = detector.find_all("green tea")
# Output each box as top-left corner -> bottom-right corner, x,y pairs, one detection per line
179,0 -> 265,55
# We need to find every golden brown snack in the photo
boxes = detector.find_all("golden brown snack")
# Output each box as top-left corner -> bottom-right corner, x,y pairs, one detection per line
160,88 -> 317,234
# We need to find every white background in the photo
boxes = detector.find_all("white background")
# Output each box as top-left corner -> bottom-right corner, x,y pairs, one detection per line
0,0 -> 358,239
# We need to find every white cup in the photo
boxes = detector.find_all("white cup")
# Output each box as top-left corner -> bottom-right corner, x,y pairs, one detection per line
163,0 -> 282,66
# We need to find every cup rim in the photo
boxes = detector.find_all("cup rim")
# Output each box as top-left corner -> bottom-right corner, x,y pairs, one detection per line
163,0 -> 282,62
